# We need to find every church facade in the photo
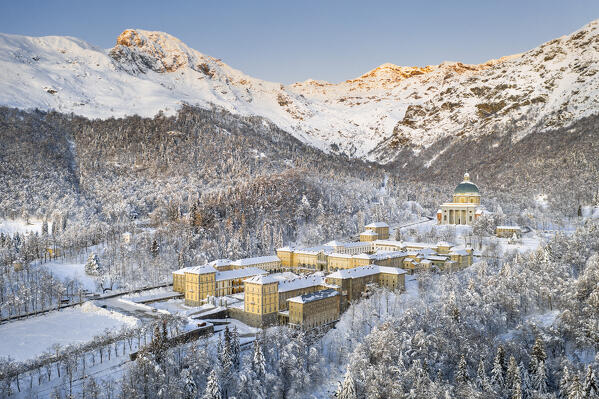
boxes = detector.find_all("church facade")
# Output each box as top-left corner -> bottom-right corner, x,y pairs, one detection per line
437,173 -> 483,225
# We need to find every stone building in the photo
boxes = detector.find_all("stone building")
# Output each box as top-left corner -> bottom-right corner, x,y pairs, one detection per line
437,173 -> 483,225
325,265 -> 406,311
180,265 -> 267,306
496,225 -> 522,238
287,289 -> 340,330
365,222 -> 390,240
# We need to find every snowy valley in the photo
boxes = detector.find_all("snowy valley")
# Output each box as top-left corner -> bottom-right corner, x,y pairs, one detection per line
0,11 -> 599,399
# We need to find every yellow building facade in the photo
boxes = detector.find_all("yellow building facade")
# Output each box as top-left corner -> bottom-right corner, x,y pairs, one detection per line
244,275 -> 279,315
288,289 -> 340,330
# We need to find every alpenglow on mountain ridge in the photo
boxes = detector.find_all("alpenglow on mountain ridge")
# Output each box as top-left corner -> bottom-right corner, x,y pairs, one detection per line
1,21 -> 598,164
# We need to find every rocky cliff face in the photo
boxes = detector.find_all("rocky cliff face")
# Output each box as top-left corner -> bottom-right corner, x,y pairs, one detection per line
1,21 -> 598,165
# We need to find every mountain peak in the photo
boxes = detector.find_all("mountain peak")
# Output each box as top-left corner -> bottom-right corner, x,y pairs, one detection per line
110,28 -> 208,74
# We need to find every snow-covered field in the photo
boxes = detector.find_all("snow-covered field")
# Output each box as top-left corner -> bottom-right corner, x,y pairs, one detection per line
40,259 -> 98,292
0,302 -> 139,362
0,218 -> 52,236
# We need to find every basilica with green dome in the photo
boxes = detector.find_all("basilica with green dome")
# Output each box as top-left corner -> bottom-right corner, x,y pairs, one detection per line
437,173 -> 483,225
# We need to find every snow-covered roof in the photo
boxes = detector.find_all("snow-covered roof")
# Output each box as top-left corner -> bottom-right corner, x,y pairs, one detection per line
496,225 -> 522,230
173,266 -> 192,275
244,274 -> 279,285
328,252 -> 353,259
287,288 -> 339,304
294,249 -> 320,255
326,265 -> 406,279
360,230 -> 378,236
426,255 -> 449,261
277,246 -> 294,252
449,249 -> 469,256
186,265 -> 218,275
366,222 -> 389,228
269,272 -> 299,281
373,239 -> 403,247
436,241 -> 453,247
208,258 -> 232,267
353,250 -> 407,260
216,267 -> 267,281
345,241 -> 372,247
403,241 -> 438,249
278,275 -> 326,293
231,255 -> 280,266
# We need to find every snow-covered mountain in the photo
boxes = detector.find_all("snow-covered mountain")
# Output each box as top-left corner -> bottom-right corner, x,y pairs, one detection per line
1,21 -> 598,163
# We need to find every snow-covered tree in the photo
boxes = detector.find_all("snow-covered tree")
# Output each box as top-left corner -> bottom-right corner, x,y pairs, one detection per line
203,368 -> 222,399
337,369 -> 357,399
85,253 -> 101,276
456,355 -> 469,385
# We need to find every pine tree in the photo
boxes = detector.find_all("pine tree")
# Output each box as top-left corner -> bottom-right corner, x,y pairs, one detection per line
231,326 -> 241,370
519,362 -> 532,398
41,220 -> 48,236
531,337 -> 547,367
560,366 -> 572,399
584,366 -> 598,398
534,361 -> 548,394
252,339 -> 266,378
476,359 -> 488,391
456,355 -> 469,385
512,381 -> 523,399
181,368 -> 197,399
569,375 -> 583,399
506,356 -> 519,390
337,369 -> 357,399
491,347 -> 506,390
203,368 -> 222,399
219,327 -> 234,398
85,253 -> 101,276
150,239 -> 159,258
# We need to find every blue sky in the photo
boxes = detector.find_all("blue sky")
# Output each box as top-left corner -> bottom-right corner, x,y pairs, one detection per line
2,0 -> 598,83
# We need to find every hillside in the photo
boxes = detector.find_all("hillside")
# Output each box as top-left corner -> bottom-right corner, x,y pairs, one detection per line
1,21 -> 598,163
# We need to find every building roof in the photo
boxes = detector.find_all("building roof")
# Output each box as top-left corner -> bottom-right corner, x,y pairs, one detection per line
366,222 -> 389,228
403,241 -> 438,250
329,252 -> 353,259
173,266 -> 192,275
278,275 -> 326,293
269,272 -> 299,281
216,267 -> 267,281
231,255 -> 280,266
426,255 -> 449,261
185,265 -> 218,275
326,265 -> 406,279
244,274 -> 279,285
353,250 -> 407,261
454,181 -> 480,195
496,225 -> 522,230
208,258 -> 232,267
287,288 -> 339,304
374,239 -> 404,247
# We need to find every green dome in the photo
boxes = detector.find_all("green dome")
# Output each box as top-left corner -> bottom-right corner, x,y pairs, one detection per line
454,181 -> 479,195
